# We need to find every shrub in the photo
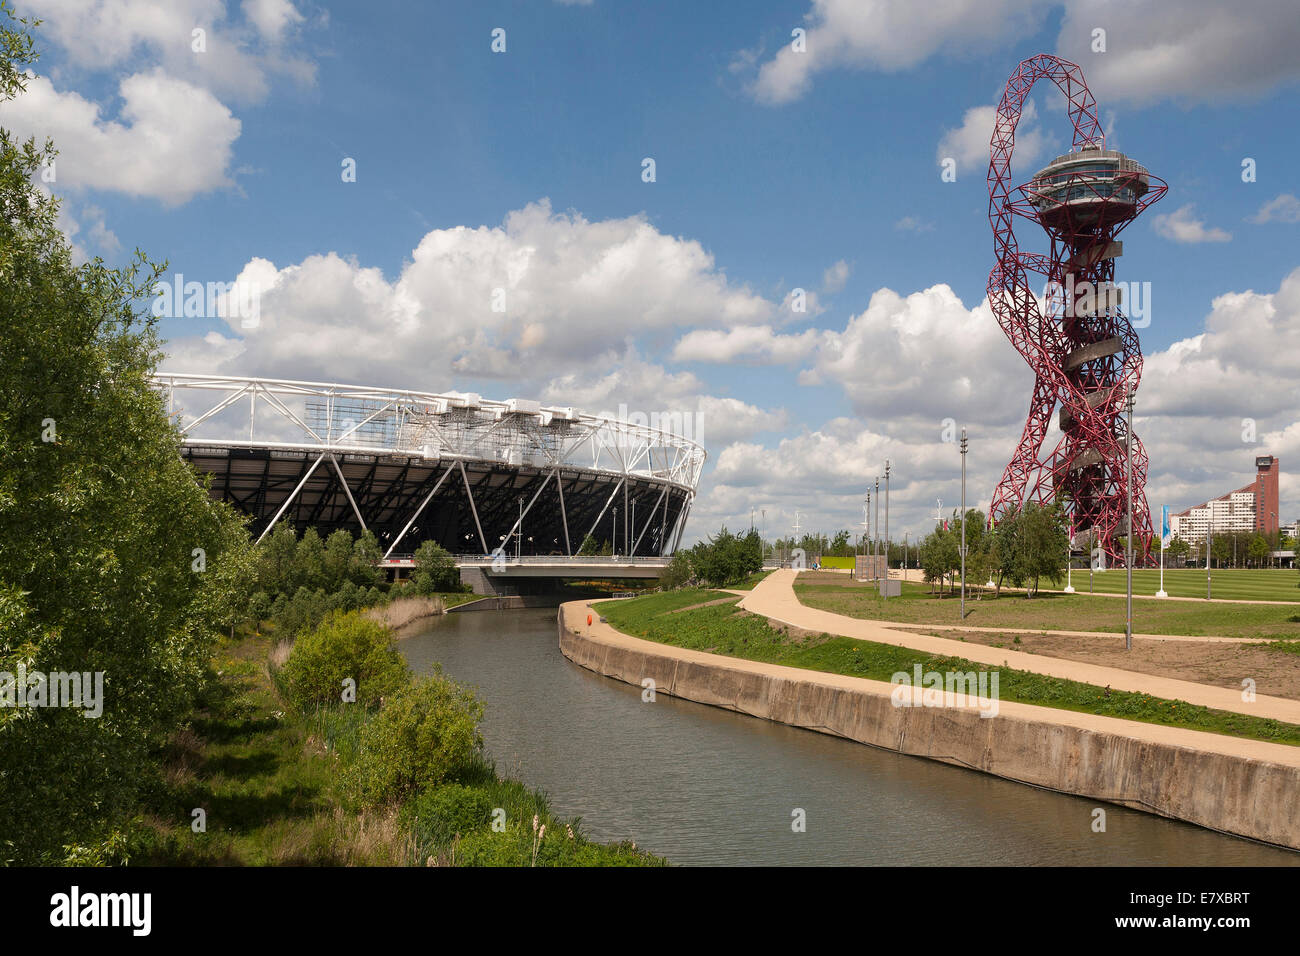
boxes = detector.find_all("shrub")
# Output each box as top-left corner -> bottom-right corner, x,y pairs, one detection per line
278,612 -> 410,712
411,783 -> 494,846
345,671 -> 484,807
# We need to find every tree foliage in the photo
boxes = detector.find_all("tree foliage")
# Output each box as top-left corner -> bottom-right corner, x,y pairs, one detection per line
0,7 -> 256,861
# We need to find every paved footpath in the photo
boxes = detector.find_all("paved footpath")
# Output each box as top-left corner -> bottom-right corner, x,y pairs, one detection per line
566,600 -> 1300,767
737,569 -> 1300,725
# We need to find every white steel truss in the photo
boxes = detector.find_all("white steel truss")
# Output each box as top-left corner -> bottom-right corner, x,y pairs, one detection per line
152,373 -> 705,556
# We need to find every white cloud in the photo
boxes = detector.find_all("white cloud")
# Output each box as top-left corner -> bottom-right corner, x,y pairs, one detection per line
23,0 -> 315,102
1151,204 -> 1232,244
162,198 -> 781,390
822,259 -> 850,293
747,1 -> 1300,108
1249,194 -> 1300,225
1,70 -> 240,205
0,70 -> 240,204
802,283 -> 1033,432
749,0 -> 1047,105
672,325 -> 823,365
894,216 -> 933,233
937,99 -> 1053,178
1055,0 -> 1300,106
242,0 -> 303,44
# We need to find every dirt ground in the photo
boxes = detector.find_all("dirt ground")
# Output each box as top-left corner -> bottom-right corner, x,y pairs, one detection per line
917,628 -> 1300,701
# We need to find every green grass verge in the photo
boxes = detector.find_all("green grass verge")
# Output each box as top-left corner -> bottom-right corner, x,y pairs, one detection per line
133,625 -> 665,866
593,594 -> 1300,747
793,575 -> 1300,640
732,570 -> 776,590
1062,567 -> 1300,602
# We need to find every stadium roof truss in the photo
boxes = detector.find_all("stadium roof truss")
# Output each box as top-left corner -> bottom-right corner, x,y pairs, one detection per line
153,374 -> 706,558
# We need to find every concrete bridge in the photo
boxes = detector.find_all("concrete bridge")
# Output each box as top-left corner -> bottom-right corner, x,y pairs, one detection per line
380,554 -> 671,595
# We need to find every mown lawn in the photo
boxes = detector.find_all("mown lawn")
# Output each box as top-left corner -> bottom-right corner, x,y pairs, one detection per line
793,573 -> 1300,640
594,595 -> 1300,747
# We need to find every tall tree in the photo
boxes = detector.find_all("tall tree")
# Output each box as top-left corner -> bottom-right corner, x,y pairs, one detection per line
0,5 -> 254,862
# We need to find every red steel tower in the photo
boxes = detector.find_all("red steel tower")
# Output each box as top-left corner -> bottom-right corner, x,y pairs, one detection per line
987,54 -> 1167,566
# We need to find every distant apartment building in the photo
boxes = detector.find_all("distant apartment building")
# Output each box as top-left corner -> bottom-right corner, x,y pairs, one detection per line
1169,455 -> 1281,543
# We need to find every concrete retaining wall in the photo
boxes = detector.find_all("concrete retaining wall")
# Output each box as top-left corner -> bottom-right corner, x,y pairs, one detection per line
557,607 -> 1300,851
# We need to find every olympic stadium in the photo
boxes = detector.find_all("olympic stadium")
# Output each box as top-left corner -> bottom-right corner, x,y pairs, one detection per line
154,375 -> 705,586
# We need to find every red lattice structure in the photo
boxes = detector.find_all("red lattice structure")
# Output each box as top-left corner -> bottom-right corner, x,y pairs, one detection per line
986,54 -> 1167,567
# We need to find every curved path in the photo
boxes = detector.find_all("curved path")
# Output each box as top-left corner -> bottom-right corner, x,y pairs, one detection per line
738,570 -> 1300,725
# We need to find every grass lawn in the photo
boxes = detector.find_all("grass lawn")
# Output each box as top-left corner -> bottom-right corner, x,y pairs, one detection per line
793,572 -> 1300,640
1054,567 -> 1300,602
732,570 -> 775,590
593,592 -> 1300,747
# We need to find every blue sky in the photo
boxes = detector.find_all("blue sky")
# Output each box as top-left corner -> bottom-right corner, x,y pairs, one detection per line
7,0 -> 1300,543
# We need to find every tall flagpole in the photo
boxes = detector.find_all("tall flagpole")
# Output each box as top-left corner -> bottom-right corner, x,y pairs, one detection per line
1156,504 -> 1168,598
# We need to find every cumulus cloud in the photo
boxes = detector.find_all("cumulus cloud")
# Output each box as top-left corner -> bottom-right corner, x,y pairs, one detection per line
672,325 -> 823,365
242,0 -> 304,44
23,0 -> 315,102
161,199 -> 783,422
0,70 -> 240,204
746,1 -> 1300,108
1055,0 -> 1300,106
1249,194 -> 1300,225
801,283 -> 1033,432
748,0 -> 1047,105
1151,204 -> 1232,244
822,259 -> 850,293
937,98 -> 1053,179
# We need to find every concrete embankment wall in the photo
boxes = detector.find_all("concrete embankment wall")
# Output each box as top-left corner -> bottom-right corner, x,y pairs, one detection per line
557,605 -> 1300,851
449,595 -> 560,612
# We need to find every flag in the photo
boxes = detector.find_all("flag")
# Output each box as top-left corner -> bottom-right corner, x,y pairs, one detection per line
1160,505 -> 1170,549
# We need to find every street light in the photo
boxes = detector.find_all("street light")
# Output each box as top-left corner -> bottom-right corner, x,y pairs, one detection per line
884,460 -> 891,599
874,476 -> 881,578
1125,390 -> 1134,650
960,428 -> 968,620
864,491 -> 871,580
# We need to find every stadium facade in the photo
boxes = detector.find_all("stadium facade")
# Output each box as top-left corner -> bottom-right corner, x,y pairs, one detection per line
154,374 -> 706,559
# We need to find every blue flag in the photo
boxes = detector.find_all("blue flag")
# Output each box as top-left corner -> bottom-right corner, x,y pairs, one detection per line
1161,505 -> 1170,547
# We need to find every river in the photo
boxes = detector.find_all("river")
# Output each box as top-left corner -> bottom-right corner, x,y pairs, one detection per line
400,607 -> 1298,866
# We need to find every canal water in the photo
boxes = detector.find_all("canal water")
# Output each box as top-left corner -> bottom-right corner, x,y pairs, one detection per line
401,607 -> 1297,866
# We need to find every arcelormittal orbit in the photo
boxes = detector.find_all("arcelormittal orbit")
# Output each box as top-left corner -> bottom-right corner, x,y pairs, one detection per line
986,54 -> 1167,567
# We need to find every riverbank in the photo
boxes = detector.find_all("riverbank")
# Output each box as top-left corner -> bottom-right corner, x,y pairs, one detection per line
130,618 -> 665,866
558,599 -> 1300,851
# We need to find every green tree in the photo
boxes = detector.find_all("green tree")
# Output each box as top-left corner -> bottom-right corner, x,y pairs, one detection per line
322,528 -> 354,591
294,527 -> 326,591
413,538 -> 461,592
0,6 -> 256,862
1249,535 -> 1271,568
577,533 -> 600,556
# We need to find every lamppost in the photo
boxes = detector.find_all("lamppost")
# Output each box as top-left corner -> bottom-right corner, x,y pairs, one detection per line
612,506 -> 618,558
874,476 -> 881,578
1125,390 -> 1134,650
904,531 -> 910,577
884,460 -> 891,599
960,428 -> 968,620
864,490 -> 871,580
517,496 -> 524,559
